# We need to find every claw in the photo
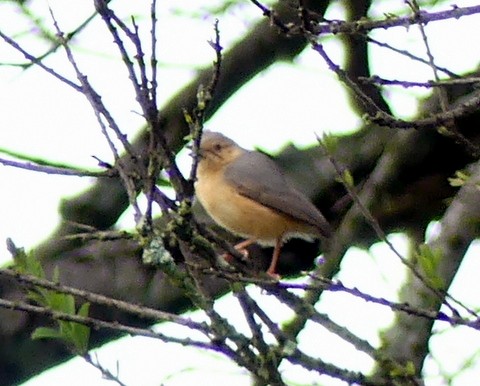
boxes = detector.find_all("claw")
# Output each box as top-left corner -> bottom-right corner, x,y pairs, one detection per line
221,247 -> 248,264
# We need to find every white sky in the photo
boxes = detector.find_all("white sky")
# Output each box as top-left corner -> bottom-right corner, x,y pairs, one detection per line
1,0 -> 480,385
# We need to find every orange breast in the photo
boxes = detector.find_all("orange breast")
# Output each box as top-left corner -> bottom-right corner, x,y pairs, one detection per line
195,169 -> 314,244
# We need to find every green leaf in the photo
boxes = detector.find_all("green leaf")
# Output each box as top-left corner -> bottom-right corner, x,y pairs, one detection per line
342,169 -> 354,188
52,266 -> 61,283
77,302 -> 90,318
448,170 -> 470,187
12,247 -> 45,278
71,303 -> 91,354
389,360 -> 416,377
317,132 -> 337,153
32,327 -> 63,340
32,302 -> 91,353
416,244 -> 444,289
27,290 -> 49,305
405,361 -> 416,376
183,109 -> 193,125
48,292 -> 76,315
437,125 -> 451,136
6,239 -> 91,353
156,176 -> 173,187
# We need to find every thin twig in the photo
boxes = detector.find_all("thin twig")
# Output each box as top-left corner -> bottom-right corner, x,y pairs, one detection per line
83,353 -> 128,386
358,75 -> 480,89
365,36 -> 460,79
0,30 -> 81,91
235,287 -> 285,385
248,0 -> 292,34
188,19 -> 223,186
0,296 -> 216,349
0,268 -> 209,332
407,0 -> 477,155
313,5 -> 480,36
0,157 -> 113,177
317,135 -> 478,319
50,7 -> 143,222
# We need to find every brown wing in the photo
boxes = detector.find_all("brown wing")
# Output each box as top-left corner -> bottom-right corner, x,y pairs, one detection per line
224,151 -> 331,238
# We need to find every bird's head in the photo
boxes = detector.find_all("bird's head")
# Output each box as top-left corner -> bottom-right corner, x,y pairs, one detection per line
197,131 -> 245,173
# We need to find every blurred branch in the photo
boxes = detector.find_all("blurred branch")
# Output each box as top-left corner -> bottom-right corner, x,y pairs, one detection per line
342,0 -> 391,115
376,159 -> 480,379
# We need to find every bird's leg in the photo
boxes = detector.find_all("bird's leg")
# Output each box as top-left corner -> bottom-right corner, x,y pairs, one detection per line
234,239 -> 256,254
224,238 -> 283,280
266,236 -> 283,278
222,239 -> 255,264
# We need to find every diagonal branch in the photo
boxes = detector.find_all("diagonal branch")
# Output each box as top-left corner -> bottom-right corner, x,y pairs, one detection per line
376,159 -> 480,379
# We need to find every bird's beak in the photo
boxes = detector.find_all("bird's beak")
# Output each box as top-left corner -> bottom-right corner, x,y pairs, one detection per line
186,143 -> 205,159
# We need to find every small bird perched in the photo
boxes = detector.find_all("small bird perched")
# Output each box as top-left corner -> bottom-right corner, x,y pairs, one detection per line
195,131 -> 331,277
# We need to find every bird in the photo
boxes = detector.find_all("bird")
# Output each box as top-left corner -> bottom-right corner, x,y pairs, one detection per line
194,131 -> 331,277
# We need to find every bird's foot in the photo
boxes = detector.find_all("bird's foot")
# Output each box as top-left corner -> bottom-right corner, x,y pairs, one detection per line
221,239 -> 254,264
266,270 -> 281,281
221,247 -> 249,264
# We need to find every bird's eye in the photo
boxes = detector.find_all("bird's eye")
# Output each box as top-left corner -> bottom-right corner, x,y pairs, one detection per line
213,143 -> 222,151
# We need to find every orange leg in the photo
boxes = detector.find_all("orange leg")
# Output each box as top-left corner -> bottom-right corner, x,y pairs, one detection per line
234,239 -> 256,251
224,237 -> 283,279
266,236 -> 283,278
222,239 -> 255,264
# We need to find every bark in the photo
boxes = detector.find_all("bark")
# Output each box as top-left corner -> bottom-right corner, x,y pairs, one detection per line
373,86 -> 480,382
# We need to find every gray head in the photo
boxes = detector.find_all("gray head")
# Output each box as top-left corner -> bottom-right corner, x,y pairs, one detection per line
197,131 -> 245,170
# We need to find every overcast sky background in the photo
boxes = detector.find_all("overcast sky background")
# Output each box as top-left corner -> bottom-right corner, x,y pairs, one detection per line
1,0 -> 480,385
